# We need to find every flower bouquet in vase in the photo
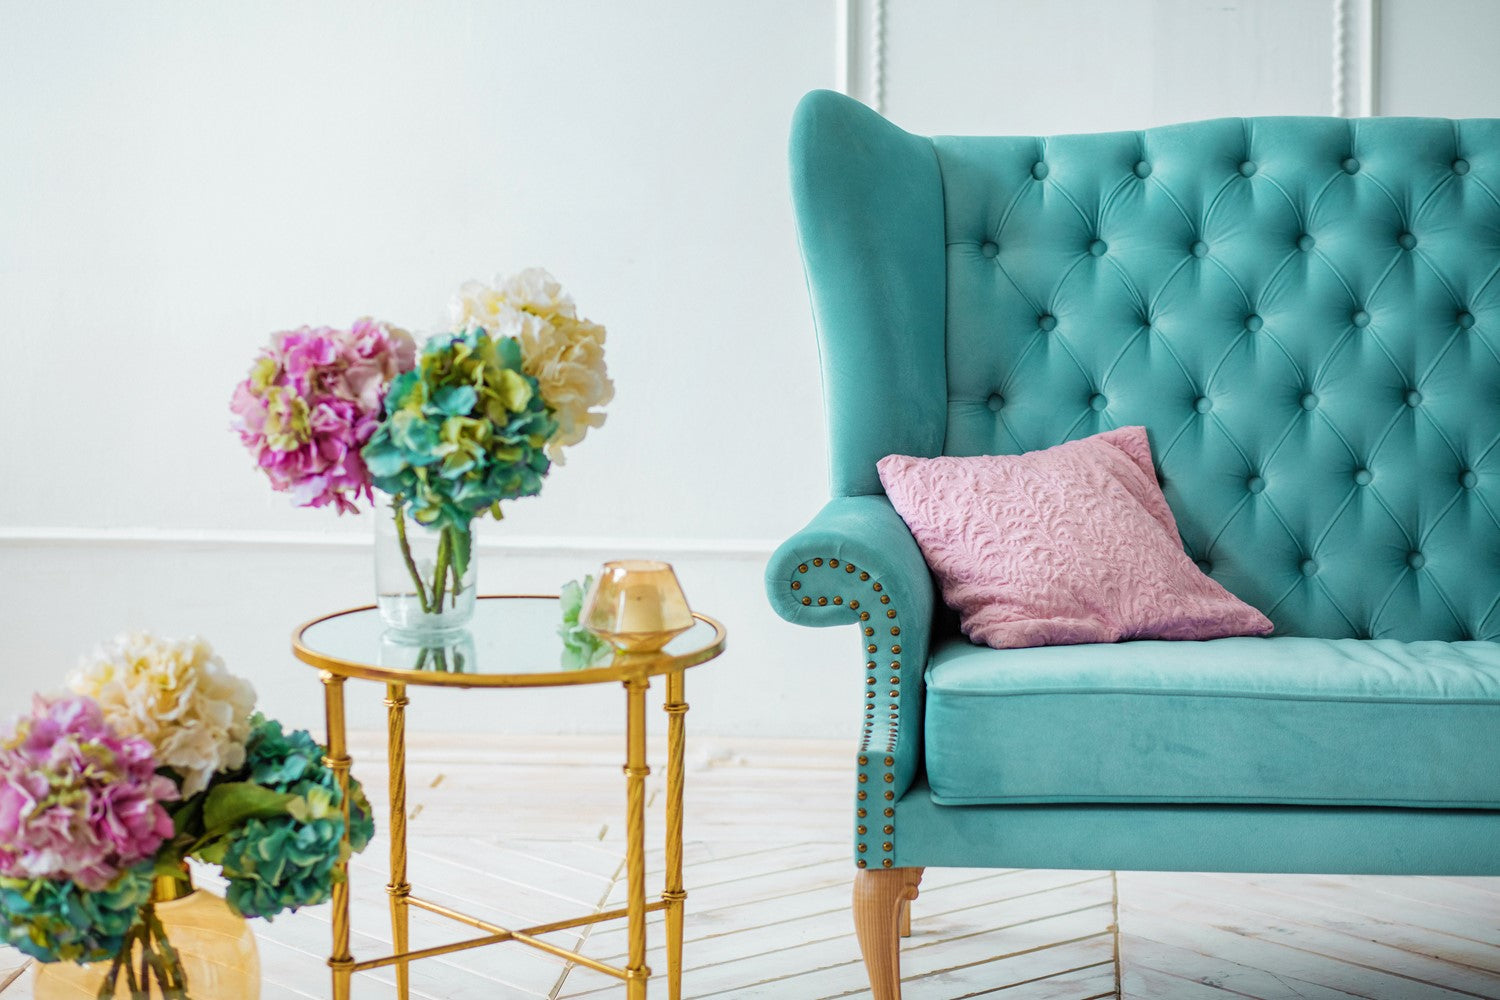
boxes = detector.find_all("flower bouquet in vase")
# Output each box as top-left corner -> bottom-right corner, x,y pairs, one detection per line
1,632 -> 374,999
232,270 -> 612,639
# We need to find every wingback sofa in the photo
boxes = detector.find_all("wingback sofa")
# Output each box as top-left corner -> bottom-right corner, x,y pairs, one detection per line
765,89 -> 1500,997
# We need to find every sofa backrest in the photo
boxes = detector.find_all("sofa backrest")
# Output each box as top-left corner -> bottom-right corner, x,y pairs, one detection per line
791,90 -> 1500,641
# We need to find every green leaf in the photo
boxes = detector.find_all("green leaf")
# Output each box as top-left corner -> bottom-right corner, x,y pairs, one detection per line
432,384 -> 477,417
203,782 -> 297,833
448,523 -> 472,581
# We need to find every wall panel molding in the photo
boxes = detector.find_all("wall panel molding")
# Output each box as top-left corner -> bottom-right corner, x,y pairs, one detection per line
1334,0 -> 1381,116
0,526 -> 778,558
835,0 -> 887,113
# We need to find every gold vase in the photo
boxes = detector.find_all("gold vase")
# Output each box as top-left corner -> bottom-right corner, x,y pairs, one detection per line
33,877 -> 260,1000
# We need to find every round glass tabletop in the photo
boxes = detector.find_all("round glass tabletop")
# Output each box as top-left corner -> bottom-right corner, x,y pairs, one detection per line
292,594 -> 726,688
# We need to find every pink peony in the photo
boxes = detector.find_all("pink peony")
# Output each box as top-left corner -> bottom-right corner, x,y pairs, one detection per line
230,318 -> 416,514
0,696 -> 178,890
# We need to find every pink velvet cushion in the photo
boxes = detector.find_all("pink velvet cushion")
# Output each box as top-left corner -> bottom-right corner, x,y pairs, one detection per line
877,427 -> 1273,649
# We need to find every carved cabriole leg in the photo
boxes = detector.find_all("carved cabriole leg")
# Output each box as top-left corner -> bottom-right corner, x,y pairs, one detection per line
899,897 -> 912,938
854,866 -> 923,1000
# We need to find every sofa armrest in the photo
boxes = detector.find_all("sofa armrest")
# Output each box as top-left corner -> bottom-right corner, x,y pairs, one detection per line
765,494 -> 934,870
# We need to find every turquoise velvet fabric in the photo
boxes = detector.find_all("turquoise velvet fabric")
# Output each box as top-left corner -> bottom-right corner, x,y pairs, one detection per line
926,636 -> 1500,808
892,779 -> 1500,875
935,117 -> 1500,641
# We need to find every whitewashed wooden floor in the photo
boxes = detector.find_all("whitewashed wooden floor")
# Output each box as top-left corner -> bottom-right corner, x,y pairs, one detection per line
3,734 -> 1498,999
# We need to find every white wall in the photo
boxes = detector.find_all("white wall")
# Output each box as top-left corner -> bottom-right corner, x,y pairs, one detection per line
2,1 -> 1495,740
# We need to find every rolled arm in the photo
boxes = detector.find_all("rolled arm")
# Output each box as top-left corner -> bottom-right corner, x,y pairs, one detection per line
765,494 -> 934,870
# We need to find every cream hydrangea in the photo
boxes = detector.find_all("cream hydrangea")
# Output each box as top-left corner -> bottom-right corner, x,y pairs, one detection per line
449,268 -> 614,463
68,632 -> 257,797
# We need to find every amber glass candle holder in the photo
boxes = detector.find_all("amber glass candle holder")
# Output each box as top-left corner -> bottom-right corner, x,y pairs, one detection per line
581,560 -> 694,653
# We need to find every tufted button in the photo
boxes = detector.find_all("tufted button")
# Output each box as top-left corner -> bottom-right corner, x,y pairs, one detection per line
1461,469 -> 1479,489
1089,393 -> 1108,411
1038,313 -> 1057,331
1458,311 -> 1476,329
1088,239 -> 1108,256
1195,559 -> 1212,574
1354,467 -> 1373,486
987,393 -> 1004,412
1352,310 -> 1370,328
1398,232 -> 1418,251
1300,392 -> 1318,411
1297,233 -> 1316,252
1342,157 -> 1360,174
1239,160 -> 1257,177
1031,161 -> 1049,180
980,240 -> 999,258
1194,396 -> 1213,414
1246,475 -> 1265,494
1407,551 -> 1426,570
1191,240 -> 1209,258
1134,160 -> 1152,178
1300,559 -> 1318,577
1454,158 -> 1470,175
1405,388 -> 1423,407
1245,314 -> 1264,332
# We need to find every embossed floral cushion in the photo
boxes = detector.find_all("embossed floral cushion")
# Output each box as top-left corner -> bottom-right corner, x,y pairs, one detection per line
877,427 -> 1273,649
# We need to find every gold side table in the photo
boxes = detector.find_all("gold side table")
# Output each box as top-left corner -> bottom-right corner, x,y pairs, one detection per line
291,594 -> 727,1000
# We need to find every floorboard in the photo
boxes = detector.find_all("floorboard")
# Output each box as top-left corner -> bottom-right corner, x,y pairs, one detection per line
3,735 -> 1497,999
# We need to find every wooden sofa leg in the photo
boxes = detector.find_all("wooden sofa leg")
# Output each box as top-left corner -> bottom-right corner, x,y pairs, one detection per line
854,867 -> 923,1000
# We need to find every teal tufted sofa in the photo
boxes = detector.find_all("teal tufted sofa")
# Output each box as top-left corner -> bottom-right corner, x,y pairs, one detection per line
766,89 -> 1500,997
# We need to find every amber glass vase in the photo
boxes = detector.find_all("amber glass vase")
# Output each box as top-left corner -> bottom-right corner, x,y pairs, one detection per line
33,877 -> 259,1000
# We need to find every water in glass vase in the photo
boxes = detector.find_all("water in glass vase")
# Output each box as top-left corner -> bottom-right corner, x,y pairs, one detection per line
375,494 -> 476,636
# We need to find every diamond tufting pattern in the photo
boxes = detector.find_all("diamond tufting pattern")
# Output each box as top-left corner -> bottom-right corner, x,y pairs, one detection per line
937,117 -> 1500,641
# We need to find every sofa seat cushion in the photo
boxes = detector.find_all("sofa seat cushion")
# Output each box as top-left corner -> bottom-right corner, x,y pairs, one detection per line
925,636 -> 1500,808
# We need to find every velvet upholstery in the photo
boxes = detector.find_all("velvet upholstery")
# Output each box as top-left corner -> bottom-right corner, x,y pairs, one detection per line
766,89 -> 1500,876
926,636 -> 1500,808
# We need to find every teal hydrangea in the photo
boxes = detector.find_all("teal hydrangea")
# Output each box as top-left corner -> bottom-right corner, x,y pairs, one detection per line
220,716 -> 374,920
361,329 -> 557,534
0,864 -> 153,963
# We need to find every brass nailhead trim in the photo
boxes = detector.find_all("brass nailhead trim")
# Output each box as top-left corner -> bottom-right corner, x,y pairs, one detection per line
857,843 -> 867,852
858,755 -> 868,765
790,581 -> 801,590
833,596 -> 843,604
885,757 -> 894,767
882,859 -> 893,868
858,859 -> 868,868
891,626 -> 901,636
880,595 -> 890,604
867,644 -> 877,653
858,774 -> 868,783
857,808 -> 867,818
872,582 -> 883,591
885,791 -> 894,800
830,558 -> 840,567
889,690 -> 898,697
860,572 -> 870,581
846,564 -> 856,573
884,825 -> 894,834
858,791 -> 867,800
883,773 -> 894,783
818,597 -> 828,606
892,644 -> 902,654
798,563 -> 808,573
801,597 -> 811,606
857,825 -> 867,834
813,558 -> 824,567
866,660 -> 876,669
864,627 -> 874,636
866,678 -> 876,685
859,611 -> 870,621
884,808 -> 895,817
883,842 -> 893,851
849,599 -> 860,609
890,676 -> 900,684
887,609 -> 897,618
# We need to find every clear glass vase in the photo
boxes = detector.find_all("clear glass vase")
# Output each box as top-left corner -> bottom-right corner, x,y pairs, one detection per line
34,878 -> 260,1000
375,494 -> 476,637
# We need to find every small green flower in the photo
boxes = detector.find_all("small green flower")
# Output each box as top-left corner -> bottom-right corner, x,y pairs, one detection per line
558,576 -> 613,670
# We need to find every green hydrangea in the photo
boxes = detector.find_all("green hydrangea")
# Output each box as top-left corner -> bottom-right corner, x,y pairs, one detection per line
0,864 -> 153,963
220,717 -> 374,920
362,328 -> 556,535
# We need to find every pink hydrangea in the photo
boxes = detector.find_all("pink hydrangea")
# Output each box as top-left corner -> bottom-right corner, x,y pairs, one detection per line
0,697 -> 178,890
230,318 -> 416,514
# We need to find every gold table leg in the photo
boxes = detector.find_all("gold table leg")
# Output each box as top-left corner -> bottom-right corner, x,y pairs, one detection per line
662,671 -> 689,1000
386,682 -> 411,1000
624,675 -> 652,1000
322,671 -> 355,1000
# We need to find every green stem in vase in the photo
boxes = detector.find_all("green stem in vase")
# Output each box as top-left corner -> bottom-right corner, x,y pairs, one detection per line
432,528 -> 451,611
147,906 -> 189,998
391,497 -> 433,614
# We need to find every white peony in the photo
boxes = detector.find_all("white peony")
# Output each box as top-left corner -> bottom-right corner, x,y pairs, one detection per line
69,632 -> 257,798
450,268 -> 614,463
